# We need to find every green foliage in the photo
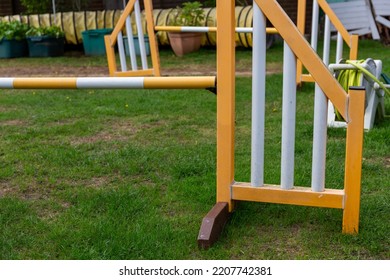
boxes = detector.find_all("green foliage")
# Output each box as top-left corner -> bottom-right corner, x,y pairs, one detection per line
203,0 -> 216,7
20,0 -> 91,14
170,1 -> 205,26
26,26 -> 65,38
203,0 -> 250,6
55,0 -> 91,12
0,21 -> 29,41
20,0 -> 51,14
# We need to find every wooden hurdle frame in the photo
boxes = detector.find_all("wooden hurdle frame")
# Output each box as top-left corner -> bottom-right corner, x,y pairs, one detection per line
104,0 -> 161,77
296,0 -> 359,86
197,0 -> 365,248
0,0 -> 365,249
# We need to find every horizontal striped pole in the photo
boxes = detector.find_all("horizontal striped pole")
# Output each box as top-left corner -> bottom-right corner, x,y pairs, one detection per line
0,77 -> 216,90
154,26 -> 278,34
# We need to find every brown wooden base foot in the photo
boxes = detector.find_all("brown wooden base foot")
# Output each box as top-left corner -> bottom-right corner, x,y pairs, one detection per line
197,202 -> 230,249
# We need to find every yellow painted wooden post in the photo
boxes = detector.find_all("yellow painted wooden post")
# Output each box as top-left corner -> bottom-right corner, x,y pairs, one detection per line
343,87 -> 365,234
296,0 -> 306,86
144,0 -> 161,76
216,0 -> 235,211
349,34 -> 359,60
105,35 -> 117,76
198,0 -> 236,248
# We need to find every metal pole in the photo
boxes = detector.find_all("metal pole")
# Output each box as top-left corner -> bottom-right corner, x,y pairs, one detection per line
251,2 -> 266,187
281,41 -> 297,190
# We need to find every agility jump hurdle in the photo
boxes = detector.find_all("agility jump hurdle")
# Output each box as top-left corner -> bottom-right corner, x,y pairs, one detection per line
198,0 -> 365,248
0,0 -> 365,249
104,0 -> 281,78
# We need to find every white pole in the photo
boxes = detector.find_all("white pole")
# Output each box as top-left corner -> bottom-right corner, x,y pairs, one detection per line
311,84 -> 328,192
134,0 -> 148,70
336,32 -> 343,63
126,16 -> 138,70
117,32 -> 127,72
251,3 -> 266,187
179,26 -> 212,33
311,0 -> 319,51
311,16 -> 330,193
52,0 -> 56,22
281,41 -> 297,190
323,16 -> 331,66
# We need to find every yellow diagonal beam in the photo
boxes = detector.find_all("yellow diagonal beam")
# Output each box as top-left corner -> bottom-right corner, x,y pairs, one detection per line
256,0 -> 348,120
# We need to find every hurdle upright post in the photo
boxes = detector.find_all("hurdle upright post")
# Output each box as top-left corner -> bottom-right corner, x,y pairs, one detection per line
343,87 -> 365,234
198,0 -> 235,249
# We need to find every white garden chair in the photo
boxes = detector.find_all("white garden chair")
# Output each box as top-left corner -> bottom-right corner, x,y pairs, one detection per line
371,0 -> 390,29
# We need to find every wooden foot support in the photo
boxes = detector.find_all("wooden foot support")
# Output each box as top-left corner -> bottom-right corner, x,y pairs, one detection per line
197,202 -> 230,249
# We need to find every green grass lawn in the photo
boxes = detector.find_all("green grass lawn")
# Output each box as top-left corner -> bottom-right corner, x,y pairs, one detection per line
0,39 -> 389,259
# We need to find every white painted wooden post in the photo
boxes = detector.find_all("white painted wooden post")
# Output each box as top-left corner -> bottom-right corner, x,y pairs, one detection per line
281,42 -> 297,190
251,2 -> 266,187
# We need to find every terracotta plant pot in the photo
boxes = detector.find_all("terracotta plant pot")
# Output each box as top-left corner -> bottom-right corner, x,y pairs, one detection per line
168,32 -> 202,57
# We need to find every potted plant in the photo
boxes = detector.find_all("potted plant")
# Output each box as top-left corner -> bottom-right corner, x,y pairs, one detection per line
168,1 -> 205,57
0,21 -> 29,58
26,26 -> 65,57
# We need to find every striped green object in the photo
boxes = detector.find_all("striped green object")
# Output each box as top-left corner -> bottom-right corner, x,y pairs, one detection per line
335,60 -> 364,120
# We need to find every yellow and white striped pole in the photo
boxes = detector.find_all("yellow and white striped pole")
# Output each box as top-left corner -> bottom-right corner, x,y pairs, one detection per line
154,25 -> 278,34
0,77 -> 216,90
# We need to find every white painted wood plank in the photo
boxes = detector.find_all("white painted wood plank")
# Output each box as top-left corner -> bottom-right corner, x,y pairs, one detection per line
329,1 -> 367,9
376,15 -> 390,28
371,0 -> 390,16
329,0 -> 380,39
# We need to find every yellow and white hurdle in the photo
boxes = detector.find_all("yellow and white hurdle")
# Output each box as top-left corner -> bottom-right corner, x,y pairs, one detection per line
198,0 -> 365,248
0,0 -> 367,249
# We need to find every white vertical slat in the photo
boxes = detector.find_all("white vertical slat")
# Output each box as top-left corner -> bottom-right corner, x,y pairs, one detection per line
311,0 -> 319,51
312,84 -> 328,193
323,16 -> 331,66
281,42 -> 297,190
125,16 -> 138,70
336,32 -> 343,63
134,0 -> 148,70
117,31 -> 127,72
251,2 -> 266,187
311,15 -> 331,193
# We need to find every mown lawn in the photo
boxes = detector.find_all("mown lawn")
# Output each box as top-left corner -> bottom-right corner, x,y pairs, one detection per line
0,39 -> 389,259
